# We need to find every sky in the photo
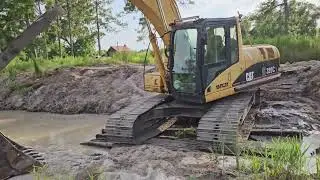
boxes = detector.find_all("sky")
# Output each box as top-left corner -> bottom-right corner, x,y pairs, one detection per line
101,0 -> 320,51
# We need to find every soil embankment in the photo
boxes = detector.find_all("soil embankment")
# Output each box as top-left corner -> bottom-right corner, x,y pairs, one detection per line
1,61 -> 319,123
0,65 -> 152,114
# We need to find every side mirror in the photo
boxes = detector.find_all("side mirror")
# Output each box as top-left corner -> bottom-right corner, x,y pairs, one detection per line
165,47 -> 170,58
237,11 -> 243,22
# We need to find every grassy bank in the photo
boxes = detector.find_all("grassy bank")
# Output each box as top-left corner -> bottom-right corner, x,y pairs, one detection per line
3,36 -> 319,76
2,51 -> 154,76
244,36 -> 320,63
110,51 -> 155,64
240,137 -> 320,179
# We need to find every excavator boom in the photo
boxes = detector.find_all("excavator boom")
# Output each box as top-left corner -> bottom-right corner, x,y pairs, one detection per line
130,0 -> 180,46
0,5 -> 65,179
129,0 -> 181,91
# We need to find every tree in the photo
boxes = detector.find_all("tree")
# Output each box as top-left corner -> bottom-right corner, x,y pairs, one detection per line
35,0 -> 125,57
0,0 -> 36,51
95,0 -> 126,56
2,0 -> 126,58
246,0 -> 320,37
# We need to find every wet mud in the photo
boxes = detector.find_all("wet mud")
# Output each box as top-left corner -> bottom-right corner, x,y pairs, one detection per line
255,60 -> 320,135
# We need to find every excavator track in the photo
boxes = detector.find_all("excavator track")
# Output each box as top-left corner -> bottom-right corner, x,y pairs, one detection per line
6,138 -> 45,164
83,94 -> 171,146
0,132 -> 45,180
197,92 -> 255,154
83,91 -> 256,154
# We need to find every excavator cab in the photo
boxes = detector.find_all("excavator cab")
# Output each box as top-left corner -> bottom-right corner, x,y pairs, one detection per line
169,17 -> 240,104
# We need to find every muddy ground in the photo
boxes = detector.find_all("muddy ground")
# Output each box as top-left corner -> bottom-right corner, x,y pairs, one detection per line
256,60 -> 320,135
1,60 -> 320,179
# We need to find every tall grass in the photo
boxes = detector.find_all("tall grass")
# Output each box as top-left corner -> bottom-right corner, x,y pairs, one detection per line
316,156 -> 320,179
110,51 -> 155,64
31,165 -> 102,180
2,51 -> 154,76
244,36 -> 320,63
240,137 -> 311,179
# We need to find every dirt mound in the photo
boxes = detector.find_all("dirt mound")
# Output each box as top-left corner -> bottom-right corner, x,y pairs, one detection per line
0,65 -> 152,114
256,60 -> 320,133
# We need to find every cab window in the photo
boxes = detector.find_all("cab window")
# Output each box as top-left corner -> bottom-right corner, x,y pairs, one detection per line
203,25 -> 238,86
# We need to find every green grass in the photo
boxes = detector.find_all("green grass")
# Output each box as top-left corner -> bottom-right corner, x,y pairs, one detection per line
110,51 -> 155,64
316,156 -> 320,179
175,127 -> 197,138
244,35 -> 320,63
31,164 -> 102,180
240,137 -> 312,179
2,51 -> 154,76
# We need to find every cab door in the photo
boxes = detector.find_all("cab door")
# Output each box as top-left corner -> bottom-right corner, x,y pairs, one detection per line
202,26 -> 228,89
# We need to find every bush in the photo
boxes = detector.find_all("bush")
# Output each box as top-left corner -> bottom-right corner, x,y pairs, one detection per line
1,51 -> 155,76
110,51 -> 154,64
244,36 -> 320,63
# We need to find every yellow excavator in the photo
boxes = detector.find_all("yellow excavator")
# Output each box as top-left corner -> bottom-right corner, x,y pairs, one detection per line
0,5 -> 65,179
0,0 -> 281,178
84,0 -> 281,152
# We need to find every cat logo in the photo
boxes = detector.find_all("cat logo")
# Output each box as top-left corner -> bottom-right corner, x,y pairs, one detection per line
216,82 -> 229,89
246,71 -> 254,82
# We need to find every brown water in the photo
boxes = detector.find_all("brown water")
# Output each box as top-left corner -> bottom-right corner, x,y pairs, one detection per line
0,110 -> 106,146
2,111 -> 227,180
1,110 -> 110,178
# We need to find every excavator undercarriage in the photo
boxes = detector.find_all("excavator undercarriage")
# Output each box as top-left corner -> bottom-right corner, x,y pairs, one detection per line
82,90 -> 259,154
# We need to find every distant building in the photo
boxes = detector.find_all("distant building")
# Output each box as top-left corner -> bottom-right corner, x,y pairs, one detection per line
106,44 -> 131,56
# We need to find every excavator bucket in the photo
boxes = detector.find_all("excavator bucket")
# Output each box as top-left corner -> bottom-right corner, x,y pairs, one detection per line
0,132 -> 44,180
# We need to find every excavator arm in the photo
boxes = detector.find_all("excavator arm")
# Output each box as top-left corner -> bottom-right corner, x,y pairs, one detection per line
130,0 -> 180,46
0,5 -> 65,180
129,0 -> 181,92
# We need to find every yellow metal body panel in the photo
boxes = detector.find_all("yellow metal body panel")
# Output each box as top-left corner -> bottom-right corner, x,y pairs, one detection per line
205,45 -> 280,102
144,72 -> 164,93
204,19 -> 280,102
